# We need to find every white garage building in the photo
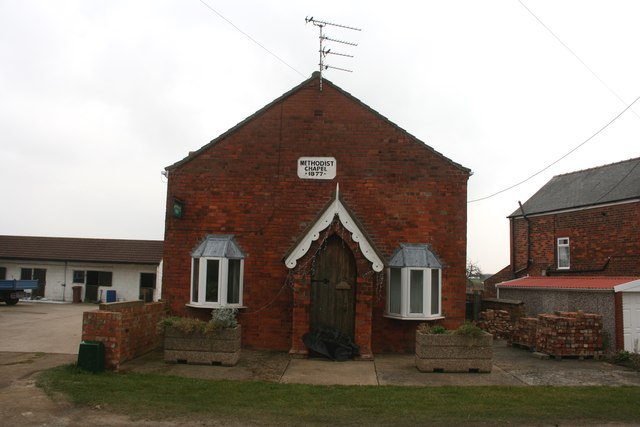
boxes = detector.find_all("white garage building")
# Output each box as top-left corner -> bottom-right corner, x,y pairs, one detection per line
0,235 -> 163,303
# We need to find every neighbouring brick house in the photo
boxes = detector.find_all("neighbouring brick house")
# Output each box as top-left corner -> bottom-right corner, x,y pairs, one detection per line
0,235 -> 163,303
485,158 -> 640,351
161,72 -> 471,358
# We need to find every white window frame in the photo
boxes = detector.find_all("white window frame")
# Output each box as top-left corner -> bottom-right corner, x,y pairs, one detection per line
385,267 -> 442,320
557,237 -> 570,270
189,256 -> 244,308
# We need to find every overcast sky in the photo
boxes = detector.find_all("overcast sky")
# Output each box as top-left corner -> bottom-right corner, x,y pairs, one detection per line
1,1 -> 639,274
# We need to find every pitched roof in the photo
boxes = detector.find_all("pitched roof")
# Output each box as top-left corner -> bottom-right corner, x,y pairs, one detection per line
496,276 -> 640,291
510,157 -> 640,217
166,72 -> 470,175
0,235 -> 163,265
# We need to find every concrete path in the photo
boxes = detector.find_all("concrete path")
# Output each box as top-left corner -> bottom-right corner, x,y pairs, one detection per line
279,341 -> 640,386
281,358 -> 378,385
121,342 -> 640,387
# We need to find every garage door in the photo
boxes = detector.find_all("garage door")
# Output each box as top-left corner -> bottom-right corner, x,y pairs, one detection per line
622,293 -> 640,352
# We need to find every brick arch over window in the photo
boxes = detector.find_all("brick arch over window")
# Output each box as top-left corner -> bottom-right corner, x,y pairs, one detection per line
288,218 -> 381,359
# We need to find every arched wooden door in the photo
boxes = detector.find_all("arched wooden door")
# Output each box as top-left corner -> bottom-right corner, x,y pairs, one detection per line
310,235 -> 357,338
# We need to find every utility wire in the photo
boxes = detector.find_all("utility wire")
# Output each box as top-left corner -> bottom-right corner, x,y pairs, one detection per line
518,0 -> 640,120
468,93 -> 640,203
595,158 -> 640,203
197,0 -> 306,78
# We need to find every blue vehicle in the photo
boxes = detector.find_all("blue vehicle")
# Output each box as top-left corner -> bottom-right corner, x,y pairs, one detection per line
0,280 -> 38,305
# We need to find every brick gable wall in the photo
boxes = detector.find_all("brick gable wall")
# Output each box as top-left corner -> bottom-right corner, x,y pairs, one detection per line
162,78 -> 469,353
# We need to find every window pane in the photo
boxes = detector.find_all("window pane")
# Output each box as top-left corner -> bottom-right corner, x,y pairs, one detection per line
409,270 -> 424,314
558,239 -> 570,269
0,267 -> 5,280
205,259 -> 219,303
227,259 -> 241,304
389,268 -> 402,314
431,269 -> 440,315
86,270 -> 99,286
140,273 -> 156,289
20,268 -> 32,280
192,259 -> 199,302
98,271 -> 113,286
73,270 -> 85,283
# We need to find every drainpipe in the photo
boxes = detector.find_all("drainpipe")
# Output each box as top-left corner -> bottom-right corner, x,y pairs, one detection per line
62,261 -> 67,302
513,201 -> 531,276
510,217 -> 516,279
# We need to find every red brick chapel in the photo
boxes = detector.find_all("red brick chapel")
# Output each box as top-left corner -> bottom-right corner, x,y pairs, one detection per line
161,72 -> 471,358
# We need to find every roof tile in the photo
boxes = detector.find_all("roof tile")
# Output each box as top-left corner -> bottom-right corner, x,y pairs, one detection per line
0,235 -> 163,265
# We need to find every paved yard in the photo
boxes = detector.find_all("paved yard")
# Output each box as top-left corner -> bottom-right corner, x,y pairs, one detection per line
0,301 -> 96,354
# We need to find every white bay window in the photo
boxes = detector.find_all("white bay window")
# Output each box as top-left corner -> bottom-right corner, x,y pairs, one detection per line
386,243 -> 442,320
189,235 -> 245,308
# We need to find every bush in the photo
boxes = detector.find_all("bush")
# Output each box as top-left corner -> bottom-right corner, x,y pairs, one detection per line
417,322 -> 485,338
158,307 -> 238,335
417,323 -> 449,334
453,322 -> 484,338
211,307 -> 238,329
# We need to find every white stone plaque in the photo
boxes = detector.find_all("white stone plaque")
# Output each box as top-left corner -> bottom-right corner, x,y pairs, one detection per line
297,157 -> 336,180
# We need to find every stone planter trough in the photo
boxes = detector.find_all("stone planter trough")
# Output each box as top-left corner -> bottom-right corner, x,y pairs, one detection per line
415,330 -> 493,373
164,325 -> 241,366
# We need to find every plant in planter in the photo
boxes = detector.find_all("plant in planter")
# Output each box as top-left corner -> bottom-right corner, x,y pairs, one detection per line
160,307 -> 241,366
415,322 -> 493,373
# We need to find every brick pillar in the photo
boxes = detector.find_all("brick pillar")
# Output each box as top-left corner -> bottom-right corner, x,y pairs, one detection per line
289,270 -> 310,357
354,275 -> 374,359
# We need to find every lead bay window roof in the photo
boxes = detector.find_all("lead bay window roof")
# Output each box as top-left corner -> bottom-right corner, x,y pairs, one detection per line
388,243 -> 442,268
191,235 -> 245,259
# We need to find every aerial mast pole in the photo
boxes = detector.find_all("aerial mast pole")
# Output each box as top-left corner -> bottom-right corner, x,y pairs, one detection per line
305,17 -> 361,91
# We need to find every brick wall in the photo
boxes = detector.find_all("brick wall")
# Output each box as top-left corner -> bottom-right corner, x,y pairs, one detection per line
82,301 -> 167,370
162,76 -> 470,353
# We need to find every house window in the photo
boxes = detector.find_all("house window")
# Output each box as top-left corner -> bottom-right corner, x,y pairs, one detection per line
189,235 -> 245,308
387,267 -> 442,319
140,273 -> 156,289
0,267 -> 6,280
385,243 -> 443,320
73,270 -> 85,283
86,271 -> 112,286
557,237 -> 570,269
139,272 -> 157,302
20,268 -> 32,280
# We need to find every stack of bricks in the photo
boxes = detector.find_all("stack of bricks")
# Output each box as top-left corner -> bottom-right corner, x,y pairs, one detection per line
510,317 -> 539,349
535,311 -> 603,358
477,309 -> 513,340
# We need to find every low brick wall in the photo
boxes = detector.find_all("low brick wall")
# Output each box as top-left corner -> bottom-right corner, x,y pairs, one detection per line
82,300 -> 167,370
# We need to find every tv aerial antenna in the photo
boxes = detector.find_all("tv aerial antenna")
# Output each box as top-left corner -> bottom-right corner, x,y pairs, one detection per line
305,17 -> 361,91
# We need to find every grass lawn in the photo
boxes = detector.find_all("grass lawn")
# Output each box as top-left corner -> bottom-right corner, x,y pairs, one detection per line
38,364 -> 640,426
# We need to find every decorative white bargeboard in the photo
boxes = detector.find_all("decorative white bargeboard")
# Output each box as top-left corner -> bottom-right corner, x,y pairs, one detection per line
284,184 -> 384,272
